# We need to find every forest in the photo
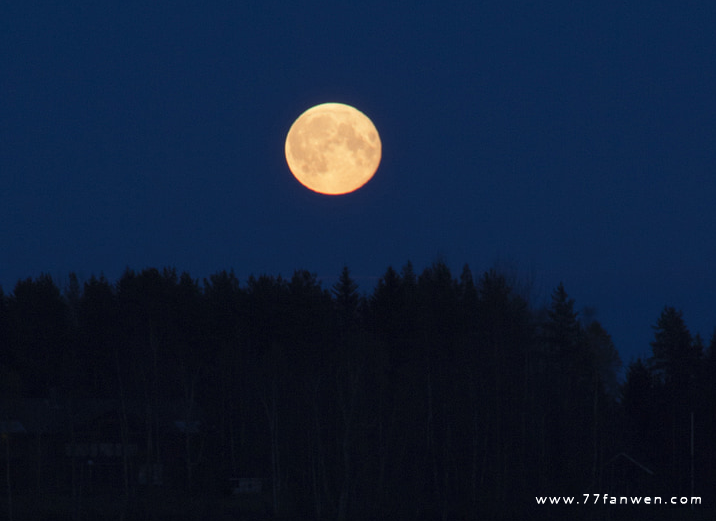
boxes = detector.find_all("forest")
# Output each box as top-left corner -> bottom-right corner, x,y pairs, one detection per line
0,262 -> 714,521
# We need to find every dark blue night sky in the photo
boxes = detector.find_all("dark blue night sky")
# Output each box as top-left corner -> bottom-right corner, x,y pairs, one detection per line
3,1 -> 716,368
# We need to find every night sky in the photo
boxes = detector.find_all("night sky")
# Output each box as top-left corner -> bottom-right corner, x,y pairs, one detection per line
3,2 -> 716,370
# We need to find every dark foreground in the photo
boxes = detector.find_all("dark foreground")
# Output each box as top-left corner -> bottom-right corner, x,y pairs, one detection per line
2,490 -> 715,521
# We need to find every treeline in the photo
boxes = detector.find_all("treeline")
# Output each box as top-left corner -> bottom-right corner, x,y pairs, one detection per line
0,262 -> 714,520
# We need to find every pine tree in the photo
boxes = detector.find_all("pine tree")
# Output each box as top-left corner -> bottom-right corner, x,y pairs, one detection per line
332,266 -> 360,334
649,306 -> 700,390
541,283 -> 593,487
648,307 -> 702,494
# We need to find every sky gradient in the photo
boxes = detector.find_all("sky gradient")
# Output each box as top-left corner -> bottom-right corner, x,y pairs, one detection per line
2,1 -> 716,368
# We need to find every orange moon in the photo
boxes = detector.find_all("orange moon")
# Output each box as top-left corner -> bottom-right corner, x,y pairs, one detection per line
285,103 -> 381,195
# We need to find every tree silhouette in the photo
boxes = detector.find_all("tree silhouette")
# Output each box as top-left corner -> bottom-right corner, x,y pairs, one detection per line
540,282 -> 597,489
648,306 -> 702,494
77,274 -> 116,397
1,263 -> 713,519
7,274 -> 69,396
650,306 -> 701,390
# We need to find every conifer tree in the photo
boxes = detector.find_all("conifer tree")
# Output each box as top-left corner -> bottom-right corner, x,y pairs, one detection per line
649,306 -> 701,390
648,307 -> 701,493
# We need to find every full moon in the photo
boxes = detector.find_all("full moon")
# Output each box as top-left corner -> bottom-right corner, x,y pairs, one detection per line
285,102 -> 381,195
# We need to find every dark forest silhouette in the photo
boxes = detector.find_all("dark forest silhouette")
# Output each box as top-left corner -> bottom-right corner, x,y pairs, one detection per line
0,262 -> 714,520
